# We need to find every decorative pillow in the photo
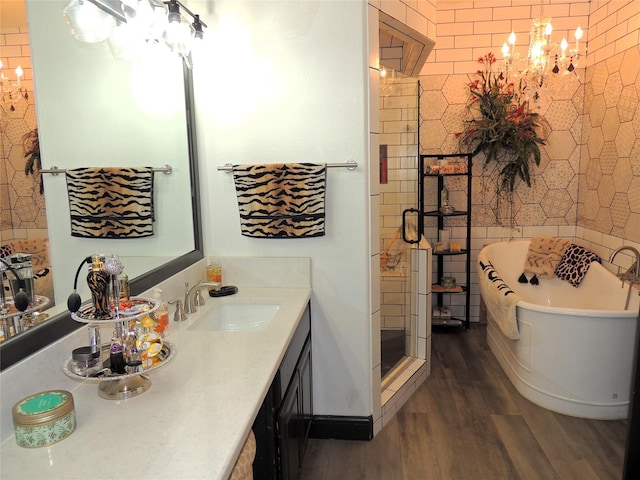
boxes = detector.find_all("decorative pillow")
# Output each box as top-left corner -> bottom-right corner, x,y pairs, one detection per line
555,244 -> 600,287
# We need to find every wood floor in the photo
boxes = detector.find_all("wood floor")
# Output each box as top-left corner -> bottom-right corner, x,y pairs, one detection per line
300,325 -> 628,480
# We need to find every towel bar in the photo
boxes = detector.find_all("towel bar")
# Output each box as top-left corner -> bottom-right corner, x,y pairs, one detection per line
40,165 -> 173,175
217,160 -> 358,172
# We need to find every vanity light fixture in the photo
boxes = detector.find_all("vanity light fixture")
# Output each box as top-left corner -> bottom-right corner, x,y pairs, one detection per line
62,0 -> 207,64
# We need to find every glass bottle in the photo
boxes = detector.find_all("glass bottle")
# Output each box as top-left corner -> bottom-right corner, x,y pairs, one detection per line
151,288 -> 169,336
441,186 -> 449,206
87,254 -> 110,319
206,259 -> 222,284
109,333 -> 126,375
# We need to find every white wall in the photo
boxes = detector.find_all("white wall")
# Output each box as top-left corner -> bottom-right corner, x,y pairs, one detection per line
191,1 -> 373,417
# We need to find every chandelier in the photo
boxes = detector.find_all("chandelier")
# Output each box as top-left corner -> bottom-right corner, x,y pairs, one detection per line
62,0 -> 207,65
500,3 -> 583,101
0,61 -> 28,114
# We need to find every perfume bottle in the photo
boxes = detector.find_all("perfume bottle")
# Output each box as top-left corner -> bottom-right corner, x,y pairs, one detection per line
87,254 -> 110,319
109,334 -> 126,375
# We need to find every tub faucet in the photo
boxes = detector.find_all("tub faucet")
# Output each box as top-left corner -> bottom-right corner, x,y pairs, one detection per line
609,246 -> 640,285
184,281 -> 222,314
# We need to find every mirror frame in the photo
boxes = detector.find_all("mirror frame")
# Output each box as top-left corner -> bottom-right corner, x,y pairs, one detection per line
0,60 -> 203,371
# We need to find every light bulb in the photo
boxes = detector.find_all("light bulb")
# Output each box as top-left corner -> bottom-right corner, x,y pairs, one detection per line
15,66 -> 23,86
163,14 -> 195,57
62,0 -> 116,43
502,42 -> 510,58
108,22 -> 144,61
575,26 -> 583,53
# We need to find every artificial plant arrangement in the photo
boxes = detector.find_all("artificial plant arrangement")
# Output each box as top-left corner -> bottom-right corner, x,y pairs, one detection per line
22,128 -> 43,194
457,53 -> 548,207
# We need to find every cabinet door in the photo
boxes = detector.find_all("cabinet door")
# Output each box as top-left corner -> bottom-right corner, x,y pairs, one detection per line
299,339 -> 312,447
252,383 -> 278,480
278,370 -> 302,480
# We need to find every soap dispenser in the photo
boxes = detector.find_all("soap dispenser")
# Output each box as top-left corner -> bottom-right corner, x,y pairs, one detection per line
151,288 -> 169,335
206,258 -> 222,287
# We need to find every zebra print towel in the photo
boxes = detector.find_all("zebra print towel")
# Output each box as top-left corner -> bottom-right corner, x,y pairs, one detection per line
478,249 -> 521,340
232,163 -> 327,238
65,167 -> 155,238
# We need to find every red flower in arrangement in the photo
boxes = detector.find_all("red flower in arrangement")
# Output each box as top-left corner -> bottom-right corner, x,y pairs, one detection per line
457,53 -> 548,193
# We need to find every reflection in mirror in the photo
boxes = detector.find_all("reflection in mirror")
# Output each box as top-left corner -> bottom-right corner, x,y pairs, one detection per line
0,0 -> 203,369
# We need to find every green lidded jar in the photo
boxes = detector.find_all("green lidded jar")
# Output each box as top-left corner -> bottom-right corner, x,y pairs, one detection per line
12,390 -> 76,448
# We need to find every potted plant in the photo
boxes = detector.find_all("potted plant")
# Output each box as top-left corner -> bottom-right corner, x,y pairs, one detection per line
22,128 -> 43,194
457,53 -> 548,223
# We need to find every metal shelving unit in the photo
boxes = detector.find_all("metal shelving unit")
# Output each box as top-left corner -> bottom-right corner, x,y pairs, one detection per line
419,153 -> 472,331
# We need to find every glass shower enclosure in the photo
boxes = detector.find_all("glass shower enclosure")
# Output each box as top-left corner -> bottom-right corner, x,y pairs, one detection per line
378,71 -> 419,380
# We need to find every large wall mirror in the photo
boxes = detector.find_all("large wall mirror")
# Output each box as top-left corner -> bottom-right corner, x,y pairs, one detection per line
0,0 -> 203,369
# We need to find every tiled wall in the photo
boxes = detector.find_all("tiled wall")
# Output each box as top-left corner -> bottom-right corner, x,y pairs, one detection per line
417,0 -> 640,323
578,0 -> 640,243
0,23 -> 44,243
424,0 -> 590,75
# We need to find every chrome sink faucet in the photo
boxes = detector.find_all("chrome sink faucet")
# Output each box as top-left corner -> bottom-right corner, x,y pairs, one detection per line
610,246 -> 640,284
184,281 -> 222,314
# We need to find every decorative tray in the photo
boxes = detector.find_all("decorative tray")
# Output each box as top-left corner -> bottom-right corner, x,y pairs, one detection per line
0,295 -> 50,320
71,296 -> 159,324
63,340 -> 176,383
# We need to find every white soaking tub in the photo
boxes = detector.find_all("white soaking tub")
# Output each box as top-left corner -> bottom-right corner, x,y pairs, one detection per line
478,240 -> 639,420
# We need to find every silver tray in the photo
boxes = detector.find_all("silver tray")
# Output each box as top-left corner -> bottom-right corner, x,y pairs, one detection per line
63,340 -> 176,383
71,296 -> 159,324
0,295 -> 50,320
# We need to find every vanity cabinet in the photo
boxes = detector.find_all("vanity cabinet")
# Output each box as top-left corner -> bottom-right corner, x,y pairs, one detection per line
253,303 -> 312,480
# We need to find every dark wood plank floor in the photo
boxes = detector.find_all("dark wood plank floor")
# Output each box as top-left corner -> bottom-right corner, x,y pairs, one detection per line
301,325 -> 628,480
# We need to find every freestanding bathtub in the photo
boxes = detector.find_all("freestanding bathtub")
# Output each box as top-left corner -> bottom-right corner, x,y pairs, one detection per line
478,240 -> 639,420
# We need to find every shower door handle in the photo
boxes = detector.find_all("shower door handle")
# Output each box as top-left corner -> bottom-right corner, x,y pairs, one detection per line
402,208 -> 419,244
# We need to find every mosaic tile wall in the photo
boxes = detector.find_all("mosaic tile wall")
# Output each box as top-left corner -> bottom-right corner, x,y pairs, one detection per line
414,0 -> 639,323
0,23 -> 45,243
578,0 -> 640,242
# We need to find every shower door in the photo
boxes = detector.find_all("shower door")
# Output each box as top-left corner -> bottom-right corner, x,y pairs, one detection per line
379,73 -> 420,380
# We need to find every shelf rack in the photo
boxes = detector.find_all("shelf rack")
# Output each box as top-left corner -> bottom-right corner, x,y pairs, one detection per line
419,153 -> 472,331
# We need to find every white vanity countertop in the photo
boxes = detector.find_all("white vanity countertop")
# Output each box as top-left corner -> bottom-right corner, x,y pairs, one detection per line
0,286 -> 311,480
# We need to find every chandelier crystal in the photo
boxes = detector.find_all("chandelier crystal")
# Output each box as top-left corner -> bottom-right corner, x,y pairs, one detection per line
500,2 -> 583,104
0,61 -> 28,114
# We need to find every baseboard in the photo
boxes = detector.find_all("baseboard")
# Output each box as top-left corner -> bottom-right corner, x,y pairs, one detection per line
309,415 -> 373,441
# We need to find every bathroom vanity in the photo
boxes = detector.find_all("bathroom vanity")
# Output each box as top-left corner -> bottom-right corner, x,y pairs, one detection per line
253,302 -> 312,479
0,258 -> 312,480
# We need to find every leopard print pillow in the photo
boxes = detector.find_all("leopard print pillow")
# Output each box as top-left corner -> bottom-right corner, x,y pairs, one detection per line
555,244 -> 600,287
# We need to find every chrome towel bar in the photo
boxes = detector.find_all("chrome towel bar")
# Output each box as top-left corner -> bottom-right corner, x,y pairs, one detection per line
40,164 -> 173,175
217,160 -> 358,172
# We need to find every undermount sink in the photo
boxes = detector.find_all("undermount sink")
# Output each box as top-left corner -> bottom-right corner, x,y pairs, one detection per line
188,302 -> 281,332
